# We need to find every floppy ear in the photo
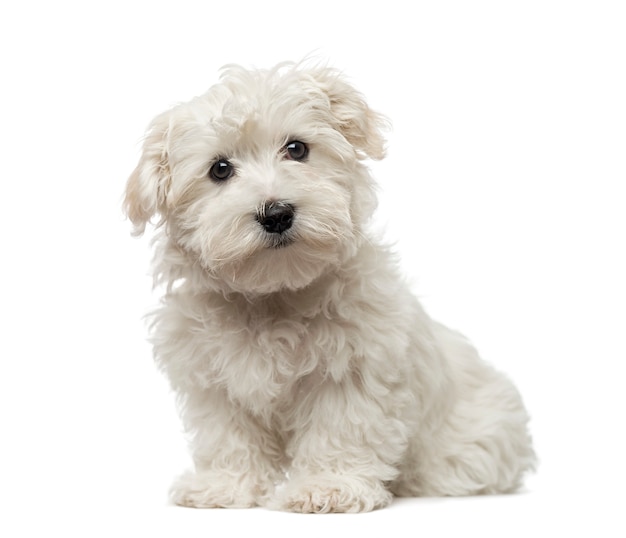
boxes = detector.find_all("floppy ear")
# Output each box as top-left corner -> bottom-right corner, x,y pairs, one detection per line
123,110 -> 172,236
309,68 -> 389,160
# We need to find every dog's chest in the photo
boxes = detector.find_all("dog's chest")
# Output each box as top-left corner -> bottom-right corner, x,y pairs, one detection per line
207,305 -> 355,412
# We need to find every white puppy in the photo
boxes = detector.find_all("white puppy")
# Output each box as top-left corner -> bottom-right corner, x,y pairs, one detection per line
124,62 -> 536,513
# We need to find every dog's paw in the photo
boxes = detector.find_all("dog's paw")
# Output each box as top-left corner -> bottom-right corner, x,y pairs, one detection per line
170,470 -> 270,508
271,475 -> 392,513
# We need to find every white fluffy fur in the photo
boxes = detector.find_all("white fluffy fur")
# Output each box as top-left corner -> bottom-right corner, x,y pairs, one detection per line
124,61 -> 536,513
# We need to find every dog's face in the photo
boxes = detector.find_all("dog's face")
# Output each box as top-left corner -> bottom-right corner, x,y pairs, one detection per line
125,64 -> 387,294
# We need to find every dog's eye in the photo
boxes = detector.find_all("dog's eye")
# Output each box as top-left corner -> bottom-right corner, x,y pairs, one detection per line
209,159 -> 234,182
284,141 -> 309,162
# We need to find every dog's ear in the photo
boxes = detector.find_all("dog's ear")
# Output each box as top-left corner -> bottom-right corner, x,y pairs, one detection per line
123,110 -> 172,235
309,68 -> 389,160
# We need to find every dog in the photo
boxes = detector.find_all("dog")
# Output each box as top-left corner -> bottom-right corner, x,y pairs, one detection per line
123,61 -> 536,513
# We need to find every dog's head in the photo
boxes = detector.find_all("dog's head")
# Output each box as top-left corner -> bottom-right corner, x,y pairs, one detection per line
124,63 -> 388,295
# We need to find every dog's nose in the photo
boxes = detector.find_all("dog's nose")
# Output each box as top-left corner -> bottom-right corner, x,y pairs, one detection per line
257,201 -> 295,234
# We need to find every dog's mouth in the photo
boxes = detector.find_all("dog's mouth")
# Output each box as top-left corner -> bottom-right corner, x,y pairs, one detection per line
265,233 -> 295,249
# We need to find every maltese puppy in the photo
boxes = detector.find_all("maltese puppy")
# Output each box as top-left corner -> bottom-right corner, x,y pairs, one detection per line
124,62 -> 536,513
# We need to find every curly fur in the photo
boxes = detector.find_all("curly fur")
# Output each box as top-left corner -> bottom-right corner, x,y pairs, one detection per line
124,61 -> 536,513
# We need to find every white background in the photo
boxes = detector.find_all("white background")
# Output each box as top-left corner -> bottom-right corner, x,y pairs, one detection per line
1,1 -> 625,536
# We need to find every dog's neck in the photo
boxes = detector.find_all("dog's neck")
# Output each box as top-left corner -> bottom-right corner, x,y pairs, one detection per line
190,268 -> 354,322
229,270 -> 348,319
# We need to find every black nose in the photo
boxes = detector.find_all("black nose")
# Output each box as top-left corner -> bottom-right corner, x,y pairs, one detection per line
257,202 -> 295,234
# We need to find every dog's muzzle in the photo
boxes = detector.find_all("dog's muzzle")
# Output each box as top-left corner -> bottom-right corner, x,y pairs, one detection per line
256,201 -> 295,235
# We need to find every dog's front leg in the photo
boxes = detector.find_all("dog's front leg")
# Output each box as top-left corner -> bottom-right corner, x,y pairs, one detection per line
170,388 -> 282,508
273,374 -> 409,513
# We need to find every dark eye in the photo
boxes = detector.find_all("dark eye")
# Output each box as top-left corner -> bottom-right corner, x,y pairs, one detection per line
209,159 -> 234,182
284,141 -> 309,161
